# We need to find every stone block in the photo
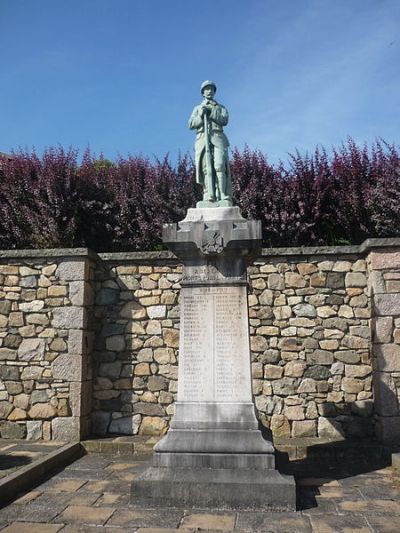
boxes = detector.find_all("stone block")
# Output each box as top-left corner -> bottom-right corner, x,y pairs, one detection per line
51,306 -> 87,329
318,417 -> 345,439
52,354 -> 82,381
0,300 -> 12,315
369,250 -> 400,270
259,289 -> 273,305
21,366 -> 43,380
0,401 -> 13,418
139,416 -> 168,436
297,378 -> 317,393
52,416 -> 81,440
0,365 -> 19,380
272,377 -> 297,395
0,420 -> 26,439
386,280 -> 400,292
69,280 -> 88,306
335,350 -> 360,364
31,390 -> 48,404
14,393 -> 30,410
28,403 -> 57,419
374,293 -> 400,316
341,377 -> 364,394
373,372 -> 399,416
70,380 -> 92,417
148,375 -> 168,391
326,272 -> 345,289
345,364 -> 372,378
133,402 -> 165,416
284,361 -> 306,378
251,335 -> 268,352
268,274 -> 285,290
293,303 -> 316,318
26,313 -> 49,326
310,272 -> 327,287
270,414 -> 290,438
50,338 -> 67,351
163,328 -> 179,348
26,420 -> 43,440
109,414 -> 141,435
304,365 -> 330,380
147,305 -> 167,319
285,272 -> 305,288
98,360 -> 122,379
297,263 -> 318,275
68,329 -> 86,355
292,420 -> 316,437
18,338 -> 46,361
308,350 -> 333,365
0,348 -> 16,361
56,260 -> 87,281
19,300 -> 45,312
20,275 -> 37,288
120,301 -> 147,320
264,365 -> 283,379
345,272 -> 367,287
373,316 -> 393,343
285,406 -> 304,420
374,344 -> 400,371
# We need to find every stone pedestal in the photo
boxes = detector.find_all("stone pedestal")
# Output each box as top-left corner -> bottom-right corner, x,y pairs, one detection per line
131,207 -> 295,510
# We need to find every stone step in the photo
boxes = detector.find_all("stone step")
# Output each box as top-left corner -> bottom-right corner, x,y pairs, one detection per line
275,437 -> 391,476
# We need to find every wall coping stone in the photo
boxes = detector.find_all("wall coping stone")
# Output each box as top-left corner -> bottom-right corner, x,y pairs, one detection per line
0,247 -> 100,260
1,238 -> 400,263
99,251 -> 177,262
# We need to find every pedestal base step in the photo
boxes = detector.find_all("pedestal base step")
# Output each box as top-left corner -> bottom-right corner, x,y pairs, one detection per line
131,466 -> 296,511
153,452 -> 275,469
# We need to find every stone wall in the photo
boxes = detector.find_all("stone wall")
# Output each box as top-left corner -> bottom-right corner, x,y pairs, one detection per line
249,252 -> 372,441
0,250 -> 95,440
1,240 -> 400,444
368,246 -> 400,444
92,253 -> 181,438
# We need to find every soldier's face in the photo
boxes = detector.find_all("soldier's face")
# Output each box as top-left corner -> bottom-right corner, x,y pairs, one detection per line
203,86 -> 215,100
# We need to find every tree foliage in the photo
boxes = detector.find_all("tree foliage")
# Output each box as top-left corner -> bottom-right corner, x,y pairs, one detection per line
0,139 -> 399,251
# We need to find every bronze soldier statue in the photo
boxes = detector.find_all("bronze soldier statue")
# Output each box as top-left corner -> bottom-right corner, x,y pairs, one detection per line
189,81 -> 233,207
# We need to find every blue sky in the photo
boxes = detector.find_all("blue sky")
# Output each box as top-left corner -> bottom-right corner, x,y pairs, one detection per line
1,0 -> 399,164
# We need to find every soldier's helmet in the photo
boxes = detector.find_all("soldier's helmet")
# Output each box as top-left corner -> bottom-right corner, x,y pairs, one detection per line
201,80 -> 217,94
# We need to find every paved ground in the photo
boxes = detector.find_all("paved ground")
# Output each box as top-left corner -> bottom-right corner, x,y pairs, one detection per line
0,451 -> 399,532
0,440 -> 64,480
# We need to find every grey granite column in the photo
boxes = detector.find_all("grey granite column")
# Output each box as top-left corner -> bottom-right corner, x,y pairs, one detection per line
131,207 -> 295,510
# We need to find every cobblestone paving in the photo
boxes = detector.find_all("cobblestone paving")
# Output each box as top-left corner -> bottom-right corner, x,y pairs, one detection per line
0,439 -> 63,479
0,453 -> 399,532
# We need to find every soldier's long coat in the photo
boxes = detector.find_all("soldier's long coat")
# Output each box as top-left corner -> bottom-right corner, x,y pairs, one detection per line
188,99 -> 231,187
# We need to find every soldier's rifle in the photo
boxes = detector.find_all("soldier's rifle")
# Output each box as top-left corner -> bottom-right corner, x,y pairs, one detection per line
203,108 -> 214,201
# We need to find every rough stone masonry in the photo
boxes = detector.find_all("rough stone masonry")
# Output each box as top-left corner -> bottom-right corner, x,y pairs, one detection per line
1,239 -> 400,444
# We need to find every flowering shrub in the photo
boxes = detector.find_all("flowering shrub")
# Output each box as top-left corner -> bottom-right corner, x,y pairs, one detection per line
0,139 -> 398,250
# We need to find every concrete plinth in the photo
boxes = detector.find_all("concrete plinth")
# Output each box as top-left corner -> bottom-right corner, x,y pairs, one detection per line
131,207 -> 296,510
131,465 -> 295,511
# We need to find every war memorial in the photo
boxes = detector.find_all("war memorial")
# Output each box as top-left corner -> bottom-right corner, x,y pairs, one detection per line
0,81 -> 400,528
131,80 -> 295,510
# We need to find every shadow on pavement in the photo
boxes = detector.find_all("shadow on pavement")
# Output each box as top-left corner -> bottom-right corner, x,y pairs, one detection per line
0,454 -> 32,471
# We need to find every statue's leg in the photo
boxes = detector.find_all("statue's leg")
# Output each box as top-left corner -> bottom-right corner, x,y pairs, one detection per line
214,148 -> 229,201
201,153 -> 214,201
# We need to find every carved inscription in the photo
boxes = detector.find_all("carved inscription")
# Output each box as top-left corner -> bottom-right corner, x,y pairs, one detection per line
178,286 -> 252,402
